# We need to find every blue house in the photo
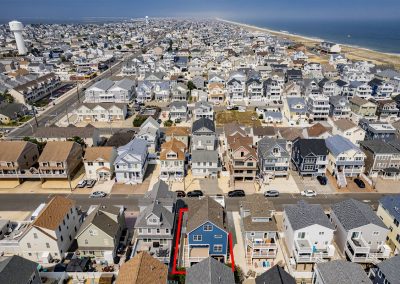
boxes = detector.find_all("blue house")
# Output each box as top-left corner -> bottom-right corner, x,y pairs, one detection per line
185,197 -> 228,267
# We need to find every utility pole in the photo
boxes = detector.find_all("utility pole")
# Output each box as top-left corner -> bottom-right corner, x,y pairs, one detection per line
76,84 -> 80,103
66,106 -> 70,125
31,103 -> 39,127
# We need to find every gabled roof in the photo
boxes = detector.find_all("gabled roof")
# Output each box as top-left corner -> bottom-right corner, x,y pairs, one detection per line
77,205 -> 120,239
284,201 -> 334,231
332,199 -> 387,231
84,146 -> 115,162
187,197 -> 226,233
0,255 -> 39,284
116,252 -> 168,284
295,139 -> 328,157
376,255 -> 400,284
191,150 -> 218,163
255,265 -> 296,284
0,141 -> 35,162
258,138 -> 289,159
142,180 -> 177,206
186,257 -> 235,284
379,195 -> 400,221
332,118 -> 357,131
306,123 -> 330,138
316,260 -> 371,284
192,117 -> 215,133
325,135 -> 360,156
135,202 -> 174,229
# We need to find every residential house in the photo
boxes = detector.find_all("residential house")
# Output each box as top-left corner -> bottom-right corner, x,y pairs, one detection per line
133,181 -> 177,264
76,205 -> 126,263
373,99 -> 399,122
376,195 -> 400,254
302,123 -> 331,139
185,257 -> 235,284
325,135 -> 366,188
76,103 -> 127,122
208,82 -> 225,103
330,199 -> 391,263
83,146 -> 117,181
114,138 -> 148,184
227,76 -> 246,104
185,197 -> 228,266
255,265 -> 296,284
0,102 -> 28,124
291,139 -> 328,177
164,126 -> 190,147
252,126 -> 277,146
105,131 -> 136,148
136,117 -> 160,155
227,133 -> 258,183
258,137 -> 290,180
240,195 -> 278,267
369,255 -> 400,284
19,196 -> 82,263
153,81 -> 170,102
116,252 -> 168,284
136,81 -> 154,103
319,42 -> 341,53
307,93 -> 330,121
38,141 -> 83,180
84,78 -> 135,103
369,78 -> 394,100
329,96 -> 351,119
159,138 -> 186,181
193,101 -> 213,120
0,255 -> 42,284
264,78 -> 283,102
246,77 -> 264,102
191,150 -> 220,178
0,141 -> 39,179
284,97 -> 308,125
191,118 -> 216,151
283,201 -> 335,268
360,140 -> 400,178
348,81 -> 372,99
331,118 -> 366,146
169,101 -> 188,122
349,96 -> 377,122
359,119 -> 396,142
313,260 -> 371,284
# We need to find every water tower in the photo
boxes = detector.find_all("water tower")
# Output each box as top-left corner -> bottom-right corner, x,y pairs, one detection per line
145,16 -> 149,25
9,20 -> 28,55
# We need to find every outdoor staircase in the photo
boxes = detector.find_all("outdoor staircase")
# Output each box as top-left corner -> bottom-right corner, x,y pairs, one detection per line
337,172 -> 347,188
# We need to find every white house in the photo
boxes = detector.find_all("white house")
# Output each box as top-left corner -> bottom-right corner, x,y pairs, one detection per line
83,146 -> 117,181
76,103 -> 127,122
84,78 -> 135,103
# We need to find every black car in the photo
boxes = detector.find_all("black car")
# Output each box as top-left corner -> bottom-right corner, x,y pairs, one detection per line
176,190 -> 186,198
187,190 -> 203,197
228,189 -> 246,197
354,178 -> 366,188
317,176 -> 327,185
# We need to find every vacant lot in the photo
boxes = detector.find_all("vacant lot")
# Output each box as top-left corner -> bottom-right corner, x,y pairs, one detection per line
215,110 -> 261,126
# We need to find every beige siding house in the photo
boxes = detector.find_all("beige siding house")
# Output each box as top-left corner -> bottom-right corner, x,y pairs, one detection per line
83,147 -> 117,180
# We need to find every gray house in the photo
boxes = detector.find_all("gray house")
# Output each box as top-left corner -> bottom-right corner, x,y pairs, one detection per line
133,180 -> 177,264
186,257 -> 235,284
76,205 -> 126,263
169,101 -> 188,121
114,138 -> 149,184
193,101 -> 213,120
191,150 -> 220,178
330,199 -> 391,263
313,260 -> 371,284
191,118 -> 217,151
369,255 -> 400,284
136,116 -> 160,156
255,265 -> 295,284
258,137 -> 291,180
0,255 -> 41,284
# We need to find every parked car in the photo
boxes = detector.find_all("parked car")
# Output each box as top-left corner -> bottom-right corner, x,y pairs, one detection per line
187,190 -> 203,198
300,189 -> 317,197
264,190 -> 280,197
176,190 -> 186,198
317,176 -> 327,185
354,178 -> 366,188
89,191 -> 107,198
77,179 -> 87,188
86,179 -> 96,188
228,189 -> 246,197
227,105 -> 239,111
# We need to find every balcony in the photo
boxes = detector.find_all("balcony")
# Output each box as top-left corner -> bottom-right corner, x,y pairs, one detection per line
247,238 -> 277,249
183,245 -> 210,265
345,237 -> 391,263
294,239 -> 334,263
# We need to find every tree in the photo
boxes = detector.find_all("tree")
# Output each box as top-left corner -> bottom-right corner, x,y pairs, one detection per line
187,81 -> 196,91
116,45 -> 122,50
225,263 -> 244,284
126,44 -> 133,49
163,119 -> 173,127
168,267 -> 185,284
133,115 -> 147,127
68,136 -> 85,147
1,90 -> 14,103
23,137 -> 46,152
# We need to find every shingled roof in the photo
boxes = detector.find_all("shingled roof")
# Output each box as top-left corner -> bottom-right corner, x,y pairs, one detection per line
186,197 -> 225,233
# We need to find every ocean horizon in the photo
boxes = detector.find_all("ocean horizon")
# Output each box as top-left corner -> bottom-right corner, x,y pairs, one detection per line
230,18 -> 400,55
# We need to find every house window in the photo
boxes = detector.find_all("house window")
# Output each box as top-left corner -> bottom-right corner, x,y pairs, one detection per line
85,239 -> 88,244
373,231 -> 380,236
394,219 -> 399,227
213,245 -> 223,253
156,228 -> 160,234
166,229 -> 169,234
87,162 -> 93,166
139,228 -> 143,234
396,234 -> 400,243
33,233 -> 38,239
297,232 -> 306,239
319,232 -> 324,236
46,243 -> 50,248
193,235 -> 202,241
27,243 -> 31,248
203,224 -> 213,231
215,235 -> 222,238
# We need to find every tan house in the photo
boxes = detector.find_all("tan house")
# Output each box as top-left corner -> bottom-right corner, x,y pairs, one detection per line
208,82 -> 225,102
164,126 -> 190,147
116,251 -> 168,284
76,205 -> 126,263
0,141 -> 39,179
19,196 -> 81,263
227,133 -> 258,183
160,138 -> 186,181
38,141 -> 83,179
83,147 -> 117,180
331,118 -> 366,146
349,96 -> 377,122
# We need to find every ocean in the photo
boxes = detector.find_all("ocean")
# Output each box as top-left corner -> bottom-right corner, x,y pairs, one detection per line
230,18 -> 400,54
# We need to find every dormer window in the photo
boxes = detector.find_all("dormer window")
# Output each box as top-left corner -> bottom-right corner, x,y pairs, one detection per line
273,147 -> 279,154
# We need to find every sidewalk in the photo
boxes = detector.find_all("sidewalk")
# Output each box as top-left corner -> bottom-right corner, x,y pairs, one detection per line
231,212 -> 247,274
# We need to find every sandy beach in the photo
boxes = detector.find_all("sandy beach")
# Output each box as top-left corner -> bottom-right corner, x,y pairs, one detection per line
218,18 -> 400,70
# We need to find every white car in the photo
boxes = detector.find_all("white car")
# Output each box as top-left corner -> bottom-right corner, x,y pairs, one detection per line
89,191 -> 107,198
301,189 -> 317,197
77,179 -> 87,188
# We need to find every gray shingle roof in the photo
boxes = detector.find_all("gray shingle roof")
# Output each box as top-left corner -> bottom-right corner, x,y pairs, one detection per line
284,201 -> 334,231
331,199 -> 387,231
186,197 -> 225,233
255,265 -> 296,284
0,255 -> 38,284
376,255 -> 400,284
325,135 -> 359,156
186,257 -> 235,284
192,117 -> 215,133
191,150 -> 218,163
316,260 -> 371,284
258,138 -> 289,159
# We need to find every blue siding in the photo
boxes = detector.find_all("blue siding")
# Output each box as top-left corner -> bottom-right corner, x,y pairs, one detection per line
188,221 -> 228,256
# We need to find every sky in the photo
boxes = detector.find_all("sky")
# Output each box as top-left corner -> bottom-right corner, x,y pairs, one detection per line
1,0 -> 400,22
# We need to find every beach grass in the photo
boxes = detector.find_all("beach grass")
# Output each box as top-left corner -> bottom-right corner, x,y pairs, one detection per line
215,110 -> 261,127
